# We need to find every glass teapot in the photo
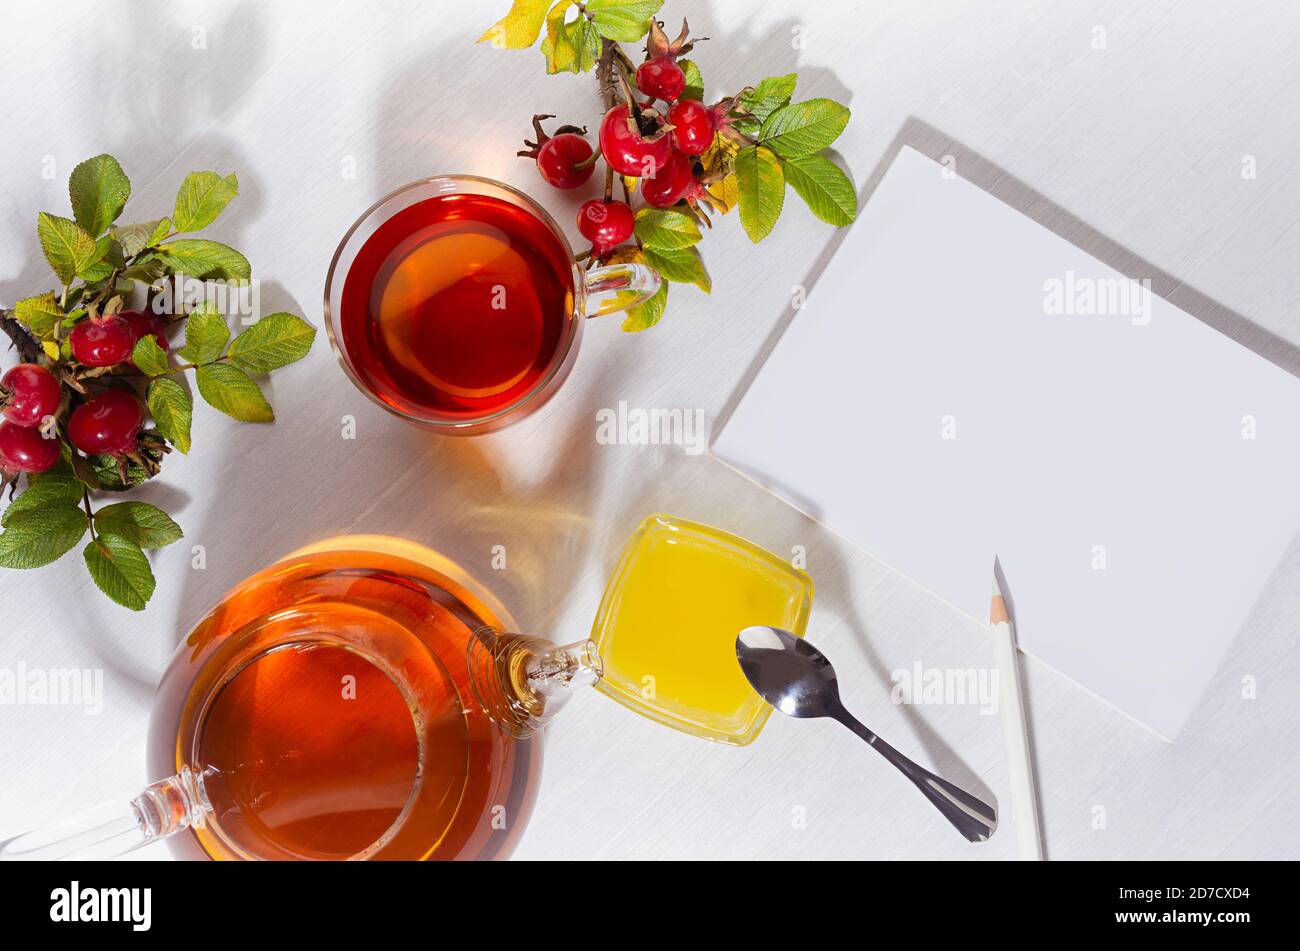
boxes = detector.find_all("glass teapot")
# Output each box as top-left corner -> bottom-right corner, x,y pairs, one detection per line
1,536 -> 601,861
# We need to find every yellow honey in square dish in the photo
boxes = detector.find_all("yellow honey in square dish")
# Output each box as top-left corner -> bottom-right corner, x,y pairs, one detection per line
590,514 -> 814,745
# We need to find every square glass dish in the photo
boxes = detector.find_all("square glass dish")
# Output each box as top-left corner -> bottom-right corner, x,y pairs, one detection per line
590,514 -> 814,746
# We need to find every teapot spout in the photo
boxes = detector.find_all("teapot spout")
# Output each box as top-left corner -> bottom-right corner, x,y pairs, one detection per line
468,629 -> 602,737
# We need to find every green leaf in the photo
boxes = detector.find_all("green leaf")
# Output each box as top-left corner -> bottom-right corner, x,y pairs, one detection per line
111,218 -> 169,258
735,145 -> 785,242
68,154 -> 131,237
177,302 -> 230,365
196,363 -> 274,422
147,377 -> 193,453
479,0 -> 551,48
2,475 -> 81,527
155,239 -> 251,281
227,312 -> 317,374
679,60 -> 704,102
740,74 -> 797,125
760,98 -> 850,158
37,213 -> 98,284
94,502 -> 183,549
13,292 -> 63,337
643,246 -> 710,293
83,533 -> 155,611
634,208 -> 702,250
172,172 -> 239,233
542,1 -> 599,73
622,279 -> 667,332
782,154 -> 857,226
131,335 -> 170,376
586,0 -> 662,41
0,504 -> 87,569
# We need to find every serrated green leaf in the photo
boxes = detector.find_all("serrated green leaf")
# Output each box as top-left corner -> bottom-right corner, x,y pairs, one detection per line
155,239 -> 250,281
740,74 -> 797,125
196,363 -> 274,422
585,0 -> 662,41
147,377 -> 192,453
13,292 -> 63,337
679,60 -> 704,102
0,504 -> 87,569
227,312 -> 317,374
2,475 -> 81,527
643,246 -> 710,293
177,302 -> 230,365
93,501 -> 183,549
621,279 -> 667,332
760,98 -> 850,158
735,146 -> 785,242
37,213 -> 98,285
479,0 -> 551,48
111,218 -> 169,258
131,335 -> 170,376
172,172 -> 239,233
68,155 -> 131,237
634,208 -> 702,250
83,533 -> 155,611
782,154 -> 857,226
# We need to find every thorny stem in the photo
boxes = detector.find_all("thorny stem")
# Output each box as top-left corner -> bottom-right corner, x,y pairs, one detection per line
0,311 -> 44,363
604,164 -> 614,202
82,489 -> 95,539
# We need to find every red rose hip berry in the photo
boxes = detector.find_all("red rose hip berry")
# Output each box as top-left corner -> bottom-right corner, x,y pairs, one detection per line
599,104 -> 674,178
636,56 -> 686,102
69,314 -> 135,367
577,199 -> 635,256
68,388 -> 144,456
536,133 -> 596,189
667,99 -> 715,156
1,364 -> 61,427
0,420 -> 59,474
642,149 -> 696,208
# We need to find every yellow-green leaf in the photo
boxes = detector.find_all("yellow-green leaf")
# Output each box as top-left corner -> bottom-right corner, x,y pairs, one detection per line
173,172 -> 239,233
177,302 -> 229,365
147,377 -> 192,453
111,218 -> 170,258
759,98 -> 850,158
155,239 -> 250,281
196,363 -> 274,422
542,1 -> 599,73
227,312 -> 316,374
739,74 -> 797,125
131,335 -> 170,376
634,208 -> 701,250
782,153 -> 857,226
622,279 -> 667,332
679,60 -> 704,102
735,146 -> 785,242
644,246 -> 710,293
480,0 -> 552,48
37,213 -> 98,284
13,292 -> 63,337
586,0 -> 662,42
68,154 -> 131,237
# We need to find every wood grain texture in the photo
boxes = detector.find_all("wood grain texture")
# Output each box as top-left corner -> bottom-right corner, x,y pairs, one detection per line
1,0 -> 1297,860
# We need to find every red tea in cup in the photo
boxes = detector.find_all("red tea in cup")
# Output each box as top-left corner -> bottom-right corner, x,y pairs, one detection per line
339,192 -> 575,420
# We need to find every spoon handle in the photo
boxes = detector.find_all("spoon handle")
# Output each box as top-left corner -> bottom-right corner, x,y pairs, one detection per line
833,707 -> 998,843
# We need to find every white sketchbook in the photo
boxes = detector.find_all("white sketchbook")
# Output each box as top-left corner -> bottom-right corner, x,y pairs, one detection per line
713,146 -> 1300,739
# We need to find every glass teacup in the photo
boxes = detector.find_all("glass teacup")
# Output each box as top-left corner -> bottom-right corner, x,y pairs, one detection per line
324,176 -> 659,434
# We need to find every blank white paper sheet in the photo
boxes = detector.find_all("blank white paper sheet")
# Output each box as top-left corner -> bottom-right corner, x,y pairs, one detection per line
713,146 -> 1300,739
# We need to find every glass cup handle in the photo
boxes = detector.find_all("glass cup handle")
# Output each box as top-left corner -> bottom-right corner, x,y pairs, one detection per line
581,262 -> 661,319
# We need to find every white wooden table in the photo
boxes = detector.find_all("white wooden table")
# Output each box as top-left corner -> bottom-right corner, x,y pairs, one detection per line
2,0 -> 1297,860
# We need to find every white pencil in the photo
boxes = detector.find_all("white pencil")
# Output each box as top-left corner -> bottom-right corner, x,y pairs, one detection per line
991,574 -> 1045,860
